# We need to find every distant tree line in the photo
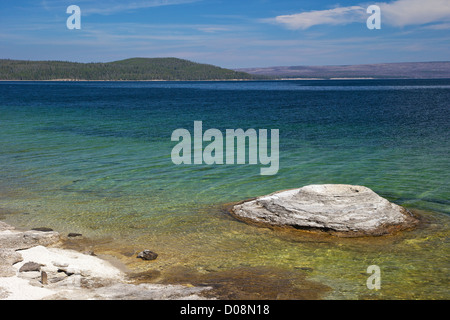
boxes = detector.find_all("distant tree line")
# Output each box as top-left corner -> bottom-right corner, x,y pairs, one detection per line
0,58 -> 263,81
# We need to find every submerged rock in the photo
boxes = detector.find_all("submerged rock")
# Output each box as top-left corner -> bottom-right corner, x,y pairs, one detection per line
67,233 -> 82,238
32,227 -> 54,232
230,184 -> 419,236
137,250 -> 158,261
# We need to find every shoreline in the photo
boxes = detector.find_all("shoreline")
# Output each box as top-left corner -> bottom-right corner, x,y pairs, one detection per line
0,215 -> 333,300
0,220 -> 213,300
0,79 -> 259,82
1,77 -> 443,82
1,203 -> 449,300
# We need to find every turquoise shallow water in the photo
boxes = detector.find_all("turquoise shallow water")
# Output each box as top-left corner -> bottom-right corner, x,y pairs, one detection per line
0,80 -> 449,299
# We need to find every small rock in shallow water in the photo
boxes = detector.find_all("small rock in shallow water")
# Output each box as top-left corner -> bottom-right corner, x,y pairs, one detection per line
295,267 -> 314,272
31,227 -> 53,232
68,233 -> 82,238
137,250 -> 158,261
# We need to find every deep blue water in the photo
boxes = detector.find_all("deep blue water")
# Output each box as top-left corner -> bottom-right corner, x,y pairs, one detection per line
1,79 -> 448,214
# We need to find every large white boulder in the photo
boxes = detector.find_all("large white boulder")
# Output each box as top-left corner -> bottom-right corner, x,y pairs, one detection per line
231,184 -> 419,236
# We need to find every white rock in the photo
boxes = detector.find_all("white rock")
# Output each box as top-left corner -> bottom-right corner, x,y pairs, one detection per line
15,246 -> 123,279
231,184 -> 418,236
1,221 -> 214,300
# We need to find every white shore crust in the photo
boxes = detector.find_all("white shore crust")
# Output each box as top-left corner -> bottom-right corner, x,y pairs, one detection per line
0,221 -> 211,300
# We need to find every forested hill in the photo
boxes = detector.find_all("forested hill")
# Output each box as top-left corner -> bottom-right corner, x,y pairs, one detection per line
0,58 -> 259,81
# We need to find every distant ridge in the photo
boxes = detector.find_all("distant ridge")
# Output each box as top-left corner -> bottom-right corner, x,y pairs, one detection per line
236,61 -> 450,79
3,59 -> 449,81
0,57 -> 259,81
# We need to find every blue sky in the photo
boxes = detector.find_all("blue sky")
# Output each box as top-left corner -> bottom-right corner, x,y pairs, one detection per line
0,0 -> 449,68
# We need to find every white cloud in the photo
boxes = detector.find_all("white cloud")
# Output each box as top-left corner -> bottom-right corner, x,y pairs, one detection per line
40,0 -> 202,15
269,0 -> 450,30
422,23 -> 450,30
197,26 -> 231,33
268,6 -> 366,30
84,0 -> 202,15
378,0 -> 450,27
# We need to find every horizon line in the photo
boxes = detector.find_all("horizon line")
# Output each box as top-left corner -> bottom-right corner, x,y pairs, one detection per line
1,57 -> 450,69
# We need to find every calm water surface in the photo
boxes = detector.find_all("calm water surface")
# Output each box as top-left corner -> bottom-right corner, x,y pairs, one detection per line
0,79 -> 448,299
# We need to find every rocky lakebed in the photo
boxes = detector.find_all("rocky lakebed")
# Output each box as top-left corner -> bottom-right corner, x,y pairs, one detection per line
1,184 -> 422,300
